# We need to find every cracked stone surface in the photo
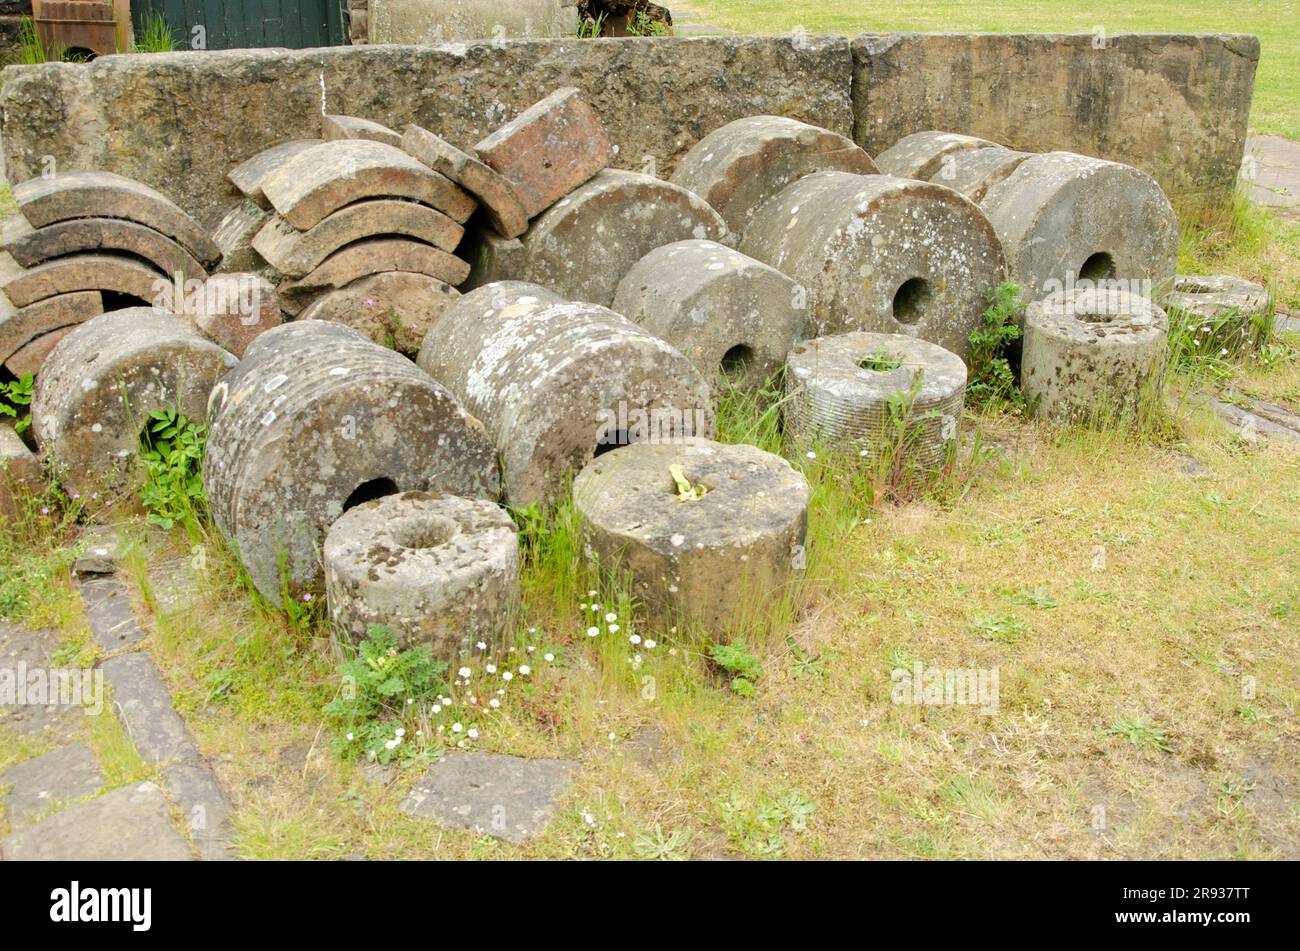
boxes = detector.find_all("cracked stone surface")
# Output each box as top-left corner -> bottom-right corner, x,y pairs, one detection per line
401,751 -> 577,843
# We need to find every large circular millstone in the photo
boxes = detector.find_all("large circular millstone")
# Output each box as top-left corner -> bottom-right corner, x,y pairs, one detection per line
520,169 -> 729,306
611,239 -> 808,390
204,319 -> 500,605
873,131 -> 999,181
323,491 -> 520,659
980,152 -> 1178,306
573,438 -> 809,633
417,281 -> 716,508
669,115 -> 878,236
31,307 -> 237,498
740,171 -> 1006,360
926,146 -> 1033,203
298,271 -> 460,356
1021,286 -> 1169,424
783,332 -> 967,473
1165,275 -> 1272,349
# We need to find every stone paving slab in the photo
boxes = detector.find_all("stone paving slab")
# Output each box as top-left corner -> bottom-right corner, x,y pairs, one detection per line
0,622 -> 83,739
401,751 -> 577,843
1244,135 -> 1300,222
79,576 -> 148,651
0,740 -> 104,827
102,652 -> 199,766
0,781 -> 192,860
163,763 -> 233,862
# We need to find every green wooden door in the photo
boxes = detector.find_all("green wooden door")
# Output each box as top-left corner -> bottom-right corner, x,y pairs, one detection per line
133,0 -> 346,50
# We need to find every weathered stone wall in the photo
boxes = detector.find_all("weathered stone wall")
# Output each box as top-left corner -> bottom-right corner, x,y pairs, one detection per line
368,0 -> 578,44
0,33 -> 1256,228
853,33 -> 1259,208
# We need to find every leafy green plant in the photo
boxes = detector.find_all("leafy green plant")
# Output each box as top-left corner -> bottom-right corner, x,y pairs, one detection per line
709,639 -> 762,697
967,281 -> 1025,411
625,10 -> 669,36
632,824 -> 691,860
718,788 -> 815,858
0,373 -> 33,434
138,405 -> 207,529
1002,586 -> 1059,609
323,623 -> 450,765
970,612 -> 1029,644
575,12 -> 607,38
509,501 -> 550,549
859,350 -> 903,372
1106,715 -> 1173,753
133,11 -> 177,53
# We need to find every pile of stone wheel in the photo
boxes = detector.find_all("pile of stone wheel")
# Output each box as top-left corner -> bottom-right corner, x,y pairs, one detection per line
0,171 -> 219,379
216,86 -> 617,356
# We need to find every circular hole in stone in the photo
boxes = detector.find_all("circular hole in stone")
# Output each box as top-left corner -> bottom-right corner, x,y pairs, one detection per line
892,277 -> 931,324
720,344 -> 755,378
102,290 -> 153,311
594,431 -> 627,458
391,514 -> 457,551
342,477 -> 399,511
858,350 -> 903,372
1079,252 -> 1117,282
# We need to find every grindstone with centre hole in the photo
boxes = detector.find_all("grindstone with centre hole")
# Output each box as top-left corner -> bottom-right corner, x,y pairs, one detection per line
323,491 -> 520,659
980,152 -> 1178,308
740,170 -> 1005,360
1165,274 -> 1272,343
418,281 -> 715,508
204,320 -> 499,606
573,438 -> 809,632
669,115 -> 878,236
783,332 -> 967,473
30,307 -> 237,499
1021,286 -> 1169,424
612,239 -> 808,391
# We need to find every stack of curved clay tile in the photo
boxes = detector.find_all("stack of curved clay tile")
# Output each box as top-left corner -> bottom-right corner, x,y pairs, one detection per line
220,115 -> 482,354
0,171 -> 219,377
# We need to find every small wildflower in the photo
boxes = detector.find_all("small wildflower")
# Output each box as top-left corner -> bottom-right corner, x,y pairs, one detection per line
302,593 -> 312,603
346,732 -> 354,741
605,612 -> 617,623
385,739 -> 398,750
458,666 -> 471,678
645,639 -> 656,649
395,728 -> 405,737
587,626 -> 600,637
502,671 -> 513,681
452,722 -> 463,733
486,663 -> 497,674
467,728 -> 479,739
544,652 -> 555,662
518,665 -> 531,675
476,641 -> 487,650
608,623 -> 620,633
806,451 -> 816,460
489,698 -> 501,708
629,634 -> 641,645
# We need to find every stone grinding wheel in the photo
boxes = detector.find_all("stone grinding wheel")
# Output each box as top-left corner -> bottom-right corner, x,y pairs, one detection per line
980,152 -> 1178,307
669,115 -> 878,236
31,307 -> 237,499
298,271 -> 461,356
611,239 -> 808,391
573,438 -> 809,633
204,320 -> 500,605
741,171 -> 1006,360
1165,275 -> 1272,346
417,282 -> 716,508
520,169 -> 730,306
925,146 -> 1033,203
1021,286 -> 1169,424
783,332 -> 967,473
873,131 -> 999,181
323,491 -> 520,660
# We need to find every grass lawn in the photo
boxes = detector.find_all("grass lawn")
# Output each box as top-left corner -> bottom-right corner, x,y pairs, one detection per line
677,0 -> 1300,141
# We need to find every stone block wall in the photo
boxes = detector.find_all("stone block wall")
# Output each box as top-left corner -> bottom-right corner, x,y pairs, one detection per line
0,33 -> 1258,228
